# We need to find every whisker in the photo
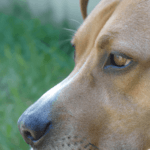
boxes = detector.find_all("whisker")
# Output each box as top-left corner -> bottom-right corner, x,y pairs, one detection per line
59,39 -> 72,46
69,19 -> 81,25
63,28 -> 76,33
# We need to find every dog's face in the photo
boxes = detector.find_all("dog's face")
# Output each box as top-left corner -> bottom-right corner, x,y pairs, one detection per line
18,0 -> 150,149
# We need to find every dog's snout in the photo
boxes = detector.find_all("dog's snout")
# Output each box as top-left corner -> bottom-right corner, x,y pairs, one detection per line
17,86 -> 62,146
17,81 -> 70,147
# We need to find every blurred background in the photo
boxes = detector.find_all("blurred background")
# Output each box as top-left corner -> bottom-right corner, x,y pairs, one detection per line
0,0 -> 100,150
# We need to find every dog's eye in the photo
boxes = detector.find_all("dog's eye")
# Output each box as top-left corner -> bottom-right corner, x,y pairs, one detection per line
104,53 -> 132,69
112,54 -> 131,67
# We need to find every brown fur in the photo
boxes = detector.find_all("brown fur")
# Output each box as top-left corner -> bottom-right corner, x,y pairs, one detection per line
18,0 -> 150,149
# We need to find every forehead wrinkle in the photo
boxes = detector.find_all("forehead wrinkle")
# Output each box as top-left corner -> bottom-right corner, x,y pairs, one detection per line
111,32 -> 150,61
112,39 -> 140,58
96,29 -> 150,61
93,0 -> 150,62
98,34 -> 143,59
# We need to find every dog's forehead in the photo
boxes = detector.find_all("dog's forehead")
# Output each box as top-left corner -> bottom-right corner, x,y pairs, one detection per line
74,0 -> 150,61
98,0 -> 150,59
77,0 -> 150,34
107,0 -> 150,32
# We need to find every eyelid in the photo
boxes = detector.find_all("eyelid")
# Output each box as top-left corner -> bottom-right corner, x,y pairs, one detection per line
111,51 -> 132,59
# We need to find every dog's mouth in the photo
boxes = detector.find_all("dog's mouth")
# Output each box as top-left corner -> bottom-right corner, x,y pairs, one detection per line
28,129 -> 100,150
30,142 -> 99,150
24,112 -> 100,150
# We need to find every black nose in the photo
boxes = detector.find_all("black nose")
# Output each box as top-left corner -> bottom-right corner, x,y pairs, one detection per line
18,114 -> 51,145
17,91 -> 57,146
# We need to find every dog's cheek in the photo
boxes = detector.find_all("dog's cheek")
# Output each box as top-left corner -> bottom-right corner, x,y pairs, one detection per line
128,71 -> 150,109
110,67 -> 139,94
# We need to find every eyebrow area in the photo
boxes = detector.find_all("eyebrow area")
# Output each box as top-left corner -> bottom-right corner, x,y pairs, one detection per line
97,32 -> 145,60
97,33 -> 117,51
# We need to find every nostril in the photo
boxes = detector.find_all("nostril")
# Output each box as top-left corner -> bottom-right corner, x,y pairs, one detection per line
25,131 -> 31,137
24,131 -> 34,141
18,121 -> 52,145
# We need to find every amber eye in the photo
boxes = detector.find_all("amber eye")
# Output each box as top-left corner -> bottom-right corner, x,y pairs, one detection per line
113,55 -> 131,67
105,53 -> 132,68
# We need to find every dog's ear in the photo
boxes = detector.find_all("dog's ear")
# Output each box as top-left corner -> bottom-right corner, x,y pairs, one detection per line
80,0 -> 89,20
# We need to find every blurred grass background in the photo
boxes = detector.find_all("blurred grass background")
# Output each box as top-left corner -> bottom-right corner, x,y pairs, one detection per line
0,0 -> 76,149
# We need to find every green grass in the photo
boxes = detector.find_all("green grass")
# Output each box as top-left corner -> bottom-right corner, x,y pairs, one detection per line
0,7 -> 75,150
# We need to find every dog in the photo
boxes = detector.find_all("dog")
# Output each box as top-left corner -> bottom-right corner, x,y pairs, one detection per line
17,0 -> 150,149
